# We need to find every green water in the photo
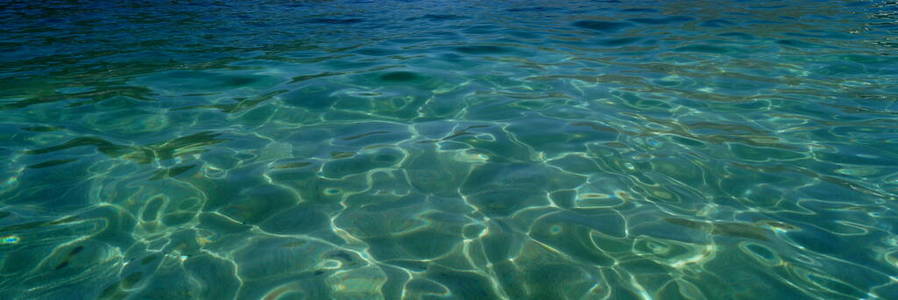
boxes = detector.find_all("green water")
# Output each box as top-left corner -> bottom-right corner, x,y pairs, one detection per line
2,0 -> 898,299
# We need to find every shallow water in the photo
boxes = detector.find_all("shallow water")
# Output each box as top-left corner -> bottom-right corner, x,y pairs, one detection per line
2,0 -> 898,299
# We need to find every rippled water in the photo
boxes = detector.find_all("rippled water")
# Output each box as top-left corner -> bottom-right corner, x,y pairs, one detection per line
2,0 -> 898,299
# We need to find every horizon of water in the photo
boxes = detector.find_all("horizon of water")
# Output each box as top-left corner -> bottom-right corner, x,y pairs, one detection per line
2,0 -> 898,299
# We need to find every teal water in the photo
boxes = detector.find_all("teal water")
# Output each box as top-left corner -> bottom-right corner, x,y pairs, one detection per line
2,0 -> 898,299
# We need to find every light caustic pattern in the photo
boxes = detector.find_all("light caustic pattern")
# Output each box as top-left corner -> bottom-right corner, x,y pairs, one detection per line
1,0 -> 898,299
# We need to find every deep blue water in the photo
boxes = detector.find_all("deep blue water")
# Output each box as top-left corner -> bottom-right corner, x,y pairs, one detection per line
2,0 -> 898,299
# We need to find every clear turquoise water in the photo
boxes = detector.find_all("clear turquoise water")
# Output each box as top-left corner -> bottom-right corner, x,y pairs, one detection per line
2,0 -> 898,299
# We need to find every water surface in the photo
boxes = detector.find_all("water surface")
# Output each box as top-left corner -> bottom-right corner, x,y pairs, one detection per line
2,0 -> 898,299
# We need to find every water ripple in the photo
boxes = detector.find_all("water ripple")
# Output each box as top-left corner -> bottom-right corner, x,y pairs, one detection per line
1,0 -> 897,299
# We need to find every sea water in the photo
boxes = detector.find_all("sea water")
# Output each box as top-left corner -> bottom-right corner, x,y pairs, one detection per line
1,0 -> 898,299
